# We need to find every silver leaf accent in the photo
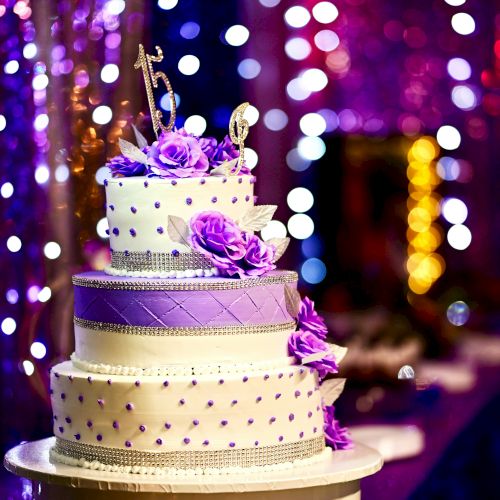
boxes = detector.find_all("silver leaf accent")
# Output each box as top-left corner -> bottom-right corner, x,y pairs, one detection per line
119,138 -> 148,165
238,205 -> 277,232
267,237 -> 290,262
319,378 -> 346,406
301,350 -> 330,364
329,343 -> 348,364
210,158 -> 238,177
132,124 -> 149,150
167,215 -> 191,247
284,283 -> 301,318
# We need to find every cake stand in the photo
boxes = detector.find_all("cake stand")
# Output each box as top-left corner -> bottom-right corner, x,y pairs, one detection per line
4,437 -> 382,499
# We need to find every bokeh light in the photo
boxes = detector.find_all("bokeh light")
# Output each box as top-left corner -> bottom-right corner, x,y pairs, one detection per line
22,360 -> 34,376
441,198 -> 468,224
6,236 -> 22,253
44,241 -> 62,260
34,165 -> 50,184
1,317 -> 16,335
288,213 -> 315,239
314,30 -> 340,52
237,59 -> 261,79
447,224 -> 472,250
27,285 -> 41,303
224,25 -> 250,47
312,2 -> 339,24
286,78 -> 311,101
37,286 -> 52,303
100,63 -> 119,83
446,301 -> 470,326
1,182 -> 14,198
92,105 -> 113,125
23,42 -> 37,59
447,58 -> 471,81
284,6 -> 311,28
184,115 -> 207,136
301,258 -> 327,284
451,12 -> 475,35
259,0 -> 281,6
157,0 -> 178,10
451,85 -> 477,110
287,187 -> 314,213
178,55 -> 200,76
30,341 -> 47,359
6,289 -> 19,305
4,60 -> 20,74
243,105 -> 259,126
297,136 -> 326,160
244,147 -> 258,169
436,125 -> 461,150
436,157 -> 460,181
96,218 -> 109,239
301,68 -> 328,92
180,22 -> 200,40
263,109 -> 288,131
299,113 -> 327,136
286,149 -> 311,172
0,114 -> 6,131
285,38 -> 312,60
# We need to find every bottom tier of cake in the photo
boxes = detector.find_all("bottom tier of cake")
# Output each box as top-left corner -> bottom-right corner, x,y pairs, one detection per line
49,361 -> 328,475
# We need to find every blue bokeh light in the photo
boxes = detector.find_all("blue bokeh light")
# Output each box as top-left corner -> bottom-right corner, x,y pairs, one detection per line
301,258 -> 327,284
180,22 -> 200,40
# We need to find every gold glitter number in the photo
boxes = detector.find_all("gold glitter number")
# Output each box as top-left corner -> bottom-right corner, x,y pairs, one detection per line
229,102 -> 250,175
134,44 -> 176,138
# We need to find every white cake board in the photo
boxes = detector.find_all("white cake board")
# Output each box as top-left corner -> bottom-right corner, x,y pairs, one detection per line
4,437 -> 382,500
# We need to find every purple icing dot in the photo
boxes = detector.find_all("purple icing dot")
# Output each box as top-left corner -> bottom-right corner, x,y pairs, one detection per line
124,250 -> 130,256
165,422 -> 172,429
289,372 -> 294,378
308,411 -> 313,418
278,373 -> 283,379
65,417 -> 71,424
144,181 -> 149,187
255,440 -> 259,446
307,390 -> 313,397
289,413 -> 295,421
248,418 -> 254,425
200,179 -> 206,185
129,228 -> 136,237
270,416 -> 276,423
97,399 -> 104,407
264,374 -> 269,380
229,442 -> 236,448
245,195 -> 250,202
105,229 -> 109,235
49,389 -> 54,395
130,206 -> 137,213
108,204 -> 114,211
317,405 -> 320,411
242,376 -> 248,383
126,402 -> 134,411
60,393 -> 66,400
171,180 -> 177,186
238,178 -> 243,184
172,249 -> 180,257
313,427 -> 318,433
156,438 -> 163,445
231,399 -> 238,405
231,196 -> 238,204
119,182 -> 123,187
299,368 -> 305,374
256,396 -> 262,403
112,420 -> 119,429
154,201 -> 161,208
207,400 -> 214,407
107,379 -> 112,385
96,434 -> 103,441
87,376 -> 92,383
211,196 -> 217,203
295,390 -> 301,398
163,380 -> 169,387
179,398 -> 185,405
279,435 -> 284,442
87,420 -> 92,428
202,439 -> 209,446
112,227 -> 119,236
275,393 -> 282,399
221,419 -> 228,426
68,375 -> 73,382
75,433 -> 81,440
139,425 -> 146,432
157,226 -> 164,234
185,197 -> 192,205
54,372 -> 60,378
219,379 -> 224,385
104,179 -> 108,187
53,415 -> 57,421
299,431 -> 304,438
58,426 -> 64,433
183,437 -> 190,444
193,419 -> 199,426
135,380 -> 141,387
125,440 -> 132,448
222,177 -> 227,183
78,395 -> 84,403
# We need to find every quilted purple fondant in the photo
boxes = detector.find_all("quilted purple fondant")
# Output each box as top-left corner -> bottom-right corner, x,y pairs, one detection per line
73,272 -> 295,327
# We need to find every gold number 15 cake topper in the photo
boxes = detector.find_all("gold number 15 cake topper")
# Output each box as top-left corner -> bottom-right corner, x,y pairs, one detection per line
134,44 -> 176,138
229,102 -> 250,175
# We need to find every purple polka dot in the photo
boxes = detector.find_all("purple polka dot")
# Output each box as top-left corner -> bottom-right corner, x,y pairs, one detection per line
248,418 -> 254,425
144,181 -> 149,187
157,226 -> 164,234
135,380 -> 141,387
278,373 -> 283,379
96,434 -> 103,441
172,249 -> 180,257
186,197 -> 192,205
163,380 -> 169,387
87,420 -> 93,428
129,228 -> 136,237
202,439 -> 209,446
211,196 -> 217,203
295,390 -> 301,398
105,229 -> 110,235
139,425 -> 146,432
60,393 -> 66,400
107,379 -> 112,385
112,227 -> 119,236
299,431 -> 304,438
270,416 -> 276,423
49,389 -> 54,395
207,400 -> 214,407
97,399 -> 104,407
154,201 -> 161,208
124,250 -> 129,256
299,368 -> 305,374
179,398 -> 185,405
229,442 -> 236,448
308,411 -> 313,418
88,376 -> 93,383
126,402 -> 134,411
221,419 -> 228,426
125,440 -> 132,448
108,204 -> 114,211
74,433 -> 81,440
156,438 -> 163,445
313,427 -> 318,433
104,179 -> 108,187
53,415 -> 57,421
238,178 -> 243,184
54,372 -> 60,378
200,179 -> 206,185
289,413 -> 295,421
112,420 -> 119,429
68,375 -> 73,382
219,379 -> 224,385
65,417 -> 71,424
275,393 -> 282,399
245,195 -> 250,202
119,182 -> 123,187
264,374 -> 269,380
165,422 -> 172,429
256,396 -> 262,403
307,390 -> 313,397
171,180 -> 177,186
242,376 -> 248,383
254,440 -> 259,446
222,177 -> 227,183
278,435 -> 284,442
78,395 -> 84,403
183,437 -> 190,444
231,399 -> 238,405
193,419 -> 199,426
58,426 -> 64,433
130,206 -> 137,213
231,196 -> 238,204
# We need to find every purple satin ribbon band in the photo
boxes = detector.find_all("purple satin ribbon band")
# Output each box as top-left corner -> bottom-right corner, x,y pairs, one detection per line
73,273 -> 294,328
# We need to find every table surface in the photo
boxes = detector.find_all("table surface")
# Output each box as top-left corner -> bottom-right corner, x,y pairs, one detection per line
4,437 -> 383,494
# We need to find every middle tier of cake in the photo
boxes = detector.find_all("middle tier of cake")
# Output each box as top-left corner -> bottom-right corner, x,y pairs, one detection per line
72,270 -> 298,374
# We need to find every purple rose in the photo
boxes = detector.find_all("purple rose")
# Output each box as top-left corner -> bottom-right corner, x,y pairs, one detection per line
199,136 -> 218,159
297,297 -> 328,340
239,233 -> 276,276
210,135 -> 240,166
323,405 -> 352,450
148,128 -> 209,178
189,211 -> 246,274
288,329 -> 338,380
107,151 -> 148,177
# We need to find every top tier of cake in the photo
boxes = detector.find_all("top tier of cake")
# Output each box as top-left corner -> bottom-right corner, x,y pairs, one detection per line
105,175 -> 255,277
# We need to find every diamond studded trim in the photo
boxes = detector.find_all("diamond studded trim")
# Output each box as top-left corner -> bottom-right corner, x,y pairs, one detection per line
72,271 -> 298,291
110,251 -> 213,273
53,436 -> 325,470
74,316 -> 296,337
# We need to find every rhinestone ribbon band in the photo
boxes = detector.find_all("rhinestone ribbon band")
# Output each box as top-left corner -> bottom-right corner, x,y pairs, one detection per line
110,251 -> 213,273
72,271 -> 298,291
53,436 -> 325,470
74,316 -> 297,337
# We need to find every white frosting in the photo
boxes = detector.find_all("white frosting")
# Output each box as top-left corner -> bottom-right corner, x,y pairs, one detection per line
49,446 -> 333,476
104,266 -> 219,279
50,361 -> 324,453
105,176 -> 254,253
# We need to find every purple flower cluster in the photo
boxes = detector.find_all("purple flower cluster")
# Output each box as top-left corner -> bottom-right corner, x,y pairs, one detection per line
323,406 -> 353,450
189,211 -> 276,278
107,149 -> 148,177
287,329 -> 338,379
297,297 -> 328,340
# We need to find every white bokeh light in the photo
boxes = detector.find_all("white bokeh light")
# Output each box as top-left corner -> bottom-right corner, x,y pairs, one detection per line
288,213 -> 315,240
237,59 -> 261,79
7,236 -> 22,253
6,289 -> 19,304
447,58 -> 471,81
1,317 -> 16,335
312,2 -> 339,24
442,198 -> 468,224
44,241 -> 61,260
158,0 -> 178,9
23,360 -> 35,376
225,25 -> 250,47
4,60 -> 19,74
284,38 -> 311,61
297,136 -> 326,160
243,105 -> 259,126
105,0 -> 126,15
55,164 -> 70,183
261,220 -> 287,241
244,147 -> 258,169
27,286 -> 41,303
184,115 -> 207,136
37,286 -> 52,303
451,13 -> 475,35
95,166 -> 112,185
444,0 -> 466,5
0,114 -> 6,131
287,187 -> 314,213
92,105 -> 113,125
1,182 -> 14,198
32,74 -> 49,90
284,6 -> 311,28
35,165 -> 50,184
451,85 -> 477,110
23,43 -> 37,59
30,341 -> 47,359
96,217 -> 109,239
34,113 -> 49,131
286,149 -> 311,172
301,68 -> 328,92
259,0 -> 281,7
178,55 -> 200,76
299,113 -> 327,137
286,78 -> 311,101
436,125 -> 461,150
263,109 -> 288,131
100,63 -> 119,83
314,30 -> 340,52
447,224 -> 472,250
437,157 -> 460,181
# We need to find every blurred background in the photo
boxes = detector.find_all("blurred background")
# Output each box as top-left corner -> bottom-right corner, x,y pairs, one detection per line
0,0 -> 499,498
